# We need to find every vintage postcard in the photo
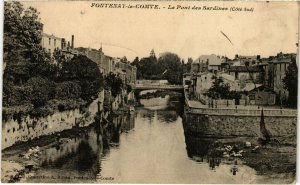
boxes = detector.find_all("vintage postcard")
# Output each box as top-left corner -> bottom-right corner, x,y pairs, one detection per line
1,0 -> 298,184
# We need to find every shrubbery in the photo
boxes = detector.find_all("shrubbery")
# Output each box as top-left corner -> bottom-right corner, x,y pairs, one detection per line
3,2 -> 105,118
55,81 -> 82,100
104,72 -> 123,97
3,55 -> 104,117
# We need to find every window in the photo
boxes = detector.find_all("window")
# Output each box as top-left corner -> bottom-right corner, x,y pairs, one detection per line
279,64 -> 281,71
49,38 -> 51,45
54,39 -> 56,46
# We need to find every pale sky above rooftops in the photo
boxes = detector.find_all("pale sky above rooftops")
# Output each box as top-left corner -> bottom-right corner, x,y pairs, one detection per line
23,1 -> 299,62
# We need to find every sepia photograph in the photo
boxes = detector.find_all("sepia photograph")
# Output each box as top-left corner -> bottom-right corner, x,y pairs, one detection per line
1,0 -> 298,184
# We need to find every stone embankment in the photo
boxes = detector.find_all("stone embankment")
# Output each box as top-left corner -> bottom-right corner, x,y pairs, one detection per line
2,88 -> 134,182
2,90 -> 104,150
184,96 -> 297,138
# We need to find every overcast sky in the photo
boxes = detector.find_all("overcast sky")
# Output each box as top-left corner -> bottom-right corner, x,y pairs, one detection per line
24,1 -> 299,62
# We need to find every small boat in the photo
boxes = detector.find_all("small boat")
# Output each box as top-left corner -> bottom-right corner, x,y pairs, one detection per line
129,106 -> 135,114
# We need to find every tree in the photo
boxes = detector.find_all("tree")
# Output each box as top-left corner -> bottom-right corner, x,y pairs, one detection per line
121,56 -> 128,63
158,52 -> 183,84
26,77 -> 55,107
4,2 -> 44,60
4,1 -> 51,81
60,55 -> 104,102
53,48 -> 68,65
182,57 -> 193,73
132,57 -> 139,66
135,57 -> 162,79
55,81 -> 82,100
283,56 -> 298,108
187,57 -> 193,72
204,78 -> 231,99
105,72 -> 123,97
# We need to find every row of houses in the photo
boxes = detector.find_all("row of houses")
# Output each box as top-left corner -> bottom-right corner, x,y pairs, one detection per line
186,52 -> 297,105
41,33 -> 137,84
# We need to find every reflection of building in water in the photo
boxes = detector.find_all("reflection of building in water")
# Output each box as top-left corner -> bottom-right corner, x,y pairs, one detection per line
96,137 -> 104,182
184,131 -> 243,175
121,114 -> 135,132
156,110 -> 178,123
138,108 -> 155,123
184,133 -> 213,158
40,134 -> 99,172
40,138 -> 81,167
208,157 -> 221,171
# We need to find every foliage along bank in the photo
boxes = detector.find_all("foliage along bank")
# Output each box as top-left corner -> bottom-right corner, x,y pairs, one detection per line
2,2 -> 127,121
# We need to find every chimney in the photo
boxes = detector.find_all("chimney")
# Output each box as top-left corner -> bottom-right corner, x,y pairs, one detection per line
71,35 -> 74,49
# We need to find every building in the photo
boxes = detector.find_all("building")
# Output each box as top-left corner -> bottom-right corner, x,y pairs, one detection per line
75,46 -> 136,83
41,33 -> 77,60
115,61 -> 137,84
193,54 -> 224,73
220,73 -> 240,91
232,55 -> 261,66
115,68 -> 126,83
75,46 -> 115,76
191,62 -> 208,73
268,53 -> 296,101
228,66 -> 263,84
102,55 -> 115,76
41,33 -> 63,55
75,47 -> 103,66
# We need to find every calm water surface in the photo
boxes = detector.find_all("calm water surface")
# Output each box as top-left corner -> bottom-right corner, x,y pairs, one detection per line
25,98 -> 274,183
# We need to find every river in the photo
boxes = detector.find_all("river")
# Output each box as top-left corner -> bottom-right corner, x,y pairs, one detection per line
23,96 -> 294,184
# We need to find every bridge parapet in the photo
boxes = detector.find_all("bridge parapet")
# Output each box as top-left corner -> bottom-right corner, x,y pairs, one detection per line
132,84 -> 183,90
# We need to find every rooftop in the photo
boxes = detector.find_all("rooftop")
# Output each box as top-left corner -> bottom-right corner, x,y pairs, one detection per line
228,66 -> 262,72
194,54 -> 223,66
42,33 -> 63,40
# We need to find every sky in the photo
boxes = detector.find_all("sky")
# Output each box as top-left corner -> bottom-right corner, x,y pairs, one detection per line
23,1 -> 299,62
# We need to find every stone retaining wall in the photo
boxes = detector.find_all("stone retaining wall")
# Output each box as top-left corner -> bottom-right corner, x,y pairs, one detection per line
183,113 -> 297,138
2,90 -> 105,150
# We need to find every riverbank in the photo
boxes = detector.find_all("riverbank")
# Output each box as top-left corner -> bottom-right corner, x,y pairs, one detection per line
184,94 -> 297,138
1,125 -> 94,182
185,134 -> 296,183
183,94 -> 296,183
1,102 -> 133,183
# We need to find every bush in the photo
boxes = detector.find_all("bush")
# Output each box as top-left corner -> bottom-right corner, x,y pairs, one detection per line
3,81 -> 32,106
55,81 -> 81,100
26,76 -> 55,107
60,55 -> 104,102
105,72 -> 123,97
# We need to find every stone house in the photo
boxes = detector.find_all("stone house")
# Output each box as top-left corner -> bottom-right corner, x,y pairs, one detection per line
228,66 -> 263,84
192,54 -> 223,73
41,33 -> 63,55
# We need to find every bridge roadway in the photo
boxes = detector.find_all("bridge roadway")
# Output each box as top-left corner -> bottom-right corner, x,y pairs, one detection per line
132,84 -> 184,91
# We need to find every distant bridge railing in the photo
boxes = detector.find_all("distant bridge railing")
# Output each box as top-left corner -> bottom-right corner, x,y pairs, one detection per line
132,84 -> 183,90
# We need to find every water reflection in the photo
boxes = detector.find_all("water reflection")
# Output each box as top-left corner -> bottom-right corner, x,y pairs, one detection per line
157,110 -> 178,123
184,133 -> 243,176
27,97 -> 266,183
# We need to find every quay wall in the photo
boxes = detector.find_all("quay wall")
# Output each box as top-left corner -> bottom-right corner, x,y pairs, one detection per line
2,90 -> 105,149
183,113 -> 297,137
184,94 -> 297,138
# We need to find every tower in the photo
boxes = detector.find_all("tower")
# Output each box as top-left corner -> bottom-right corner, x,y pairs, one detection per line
99,43 -> 103,52
150,49 -> 156,58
